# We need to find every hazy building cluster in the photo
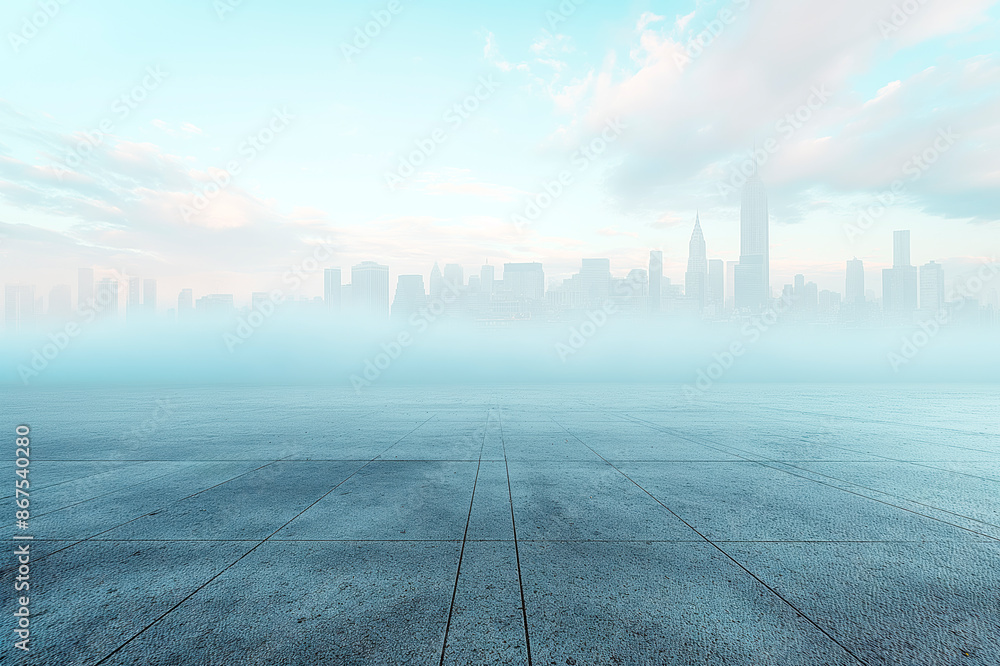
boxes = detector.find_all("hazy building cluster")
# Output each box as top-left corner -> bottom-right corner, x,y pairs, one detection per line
4,171 -> 998,333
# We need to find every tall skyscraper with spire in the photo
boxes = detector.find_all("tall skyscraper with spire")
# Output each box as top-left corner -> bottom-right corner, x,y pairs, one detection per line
734,160 -> 770,312
429,262 -> 444,299
685,214 -> 708,309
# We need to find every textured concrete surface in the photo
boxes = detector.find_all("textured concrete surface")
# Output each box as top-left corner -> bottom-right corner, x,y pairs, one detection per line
1,384 -> 999,665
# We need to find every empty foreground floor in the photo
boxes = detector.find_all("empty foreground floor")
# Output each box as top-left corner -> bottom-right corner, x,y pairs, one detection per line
3,384 -> 999,665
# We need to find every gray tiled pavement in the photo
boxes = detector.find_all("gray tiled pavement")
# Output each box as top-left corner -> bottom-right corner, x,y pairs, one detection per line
2,384 -> 998,665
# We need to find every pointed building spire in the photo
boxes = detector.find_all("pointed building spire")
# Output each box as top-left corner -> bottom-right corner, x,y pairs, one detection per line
686,211 -> 709,308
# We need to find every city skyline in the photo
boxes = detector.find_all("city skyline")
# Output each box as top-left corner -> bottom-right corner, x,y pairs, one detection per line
3,165 -> 995,320
1,0 -> 998,305
5,226 -> 998,329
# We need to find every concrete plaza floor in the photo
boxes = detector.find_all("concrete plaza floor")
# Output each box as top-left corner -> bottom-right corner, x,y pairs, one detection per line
3,384 -> 999,665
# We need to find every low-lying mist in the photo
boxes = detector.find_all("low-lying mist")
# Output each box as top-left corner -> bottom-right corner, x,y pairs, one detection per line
3,312 -> 998,389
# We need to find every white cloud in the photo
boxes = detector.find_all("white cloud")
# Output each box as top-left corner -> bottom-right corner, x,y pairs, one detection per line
863,80 -> 902,108
546,0 -> 1000,223
637,12 -> 666,31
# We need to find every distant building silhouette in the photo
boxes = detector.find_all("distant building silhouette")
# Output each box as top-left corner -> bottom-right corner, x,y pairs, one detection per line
579,258 -> 611,307
735,165 -> 770,311
429,262 -> 444,299
845,258 -> 866,321
324,268 -> 342,312
95,278 -> 119,319
503,262 -> 545,302
882,230 -> 918,320
818,290 -> 841,318
4,285 -> 35,331
178,289 -> 194,319
685,214 -> 708,310
725,260 -> 738,313
648,250 -> 663,313
251,292 -> 271,312
919,261 -> 945,313
143,279 -> 157,313
846,259 -> 865,306
128,277 -> 143,319
196,294 -> 235,315
480,264 -> 495,298
392,275 -> 427,320
708,259 -> 724,314
352,261 -> 390,319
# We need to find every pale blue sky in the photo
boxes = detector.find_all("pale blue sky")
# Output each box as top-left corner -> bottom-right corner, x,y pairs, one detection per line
1,0 -> 998,306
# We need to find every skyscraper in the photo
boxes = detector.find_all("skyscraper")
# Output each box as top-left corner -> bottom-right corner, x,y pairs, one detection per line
735,166 -> 770,311
178,289 -> 194,319
919,261 -> 945,313
324,268 -> 342,311
503,263 -> 545,301
352,261 -> 391,319
818,290 -> 841,316
128,277 -> 143,319
480,264 -> 495,298
78,268 -> 94,310
802,280 -> 818,314
708,259 -> 724,312
196,294 -> 235,316
392,275 -> 427,320
429,262 -> 444,299
725,260 -> 738,312
794,274 -> 805,296
649,251 -> 663,313
579,258 -> 611,306
846,258 -> 865,306
845,258 -> 866,321
882,230 -> 918,320
684,214 -> 708,309
4,285 -> 35,331
95,278 -> 119,319
894,231 -> 911,268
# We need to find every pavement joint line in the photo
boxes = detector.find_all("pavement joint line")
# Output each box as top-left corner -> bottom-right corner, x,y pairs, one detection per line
620,413 -> 1000,542
2,462 -> 203,526
438,410 -> 489,666
761,460 -> 1000,531
785,430 -> 1000,459
19,457 -> 295,565
550,416 -> 873,666
754,409 -> 1000,461
499,404 -> 534,666
374,414 -> 447,460
756,403 -> 998,437
90,413 -> 441,666
0,460 -> 149,498
770,433 -> 1000,487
